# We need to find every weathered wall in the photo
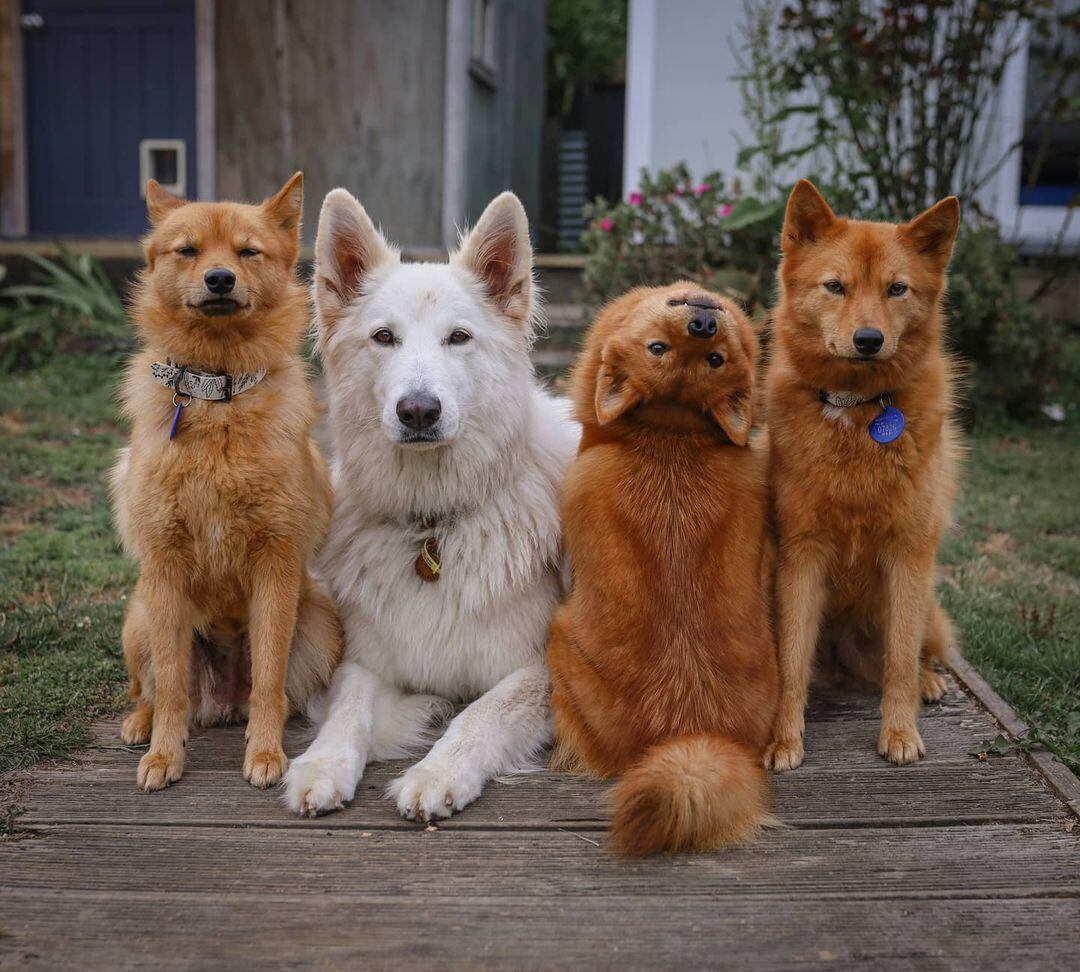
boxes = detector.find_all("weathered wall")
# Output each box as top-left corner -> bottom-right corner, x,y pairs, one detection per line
215,0 -> 446,247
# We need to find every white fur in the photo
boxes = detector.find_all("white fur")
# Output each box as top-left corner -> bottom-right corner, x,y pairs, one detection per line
283,191 -> 579,819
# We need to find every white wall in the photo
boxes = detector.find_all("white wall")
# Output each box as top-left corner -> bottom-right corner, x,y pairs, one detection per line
623,0 -> 746,197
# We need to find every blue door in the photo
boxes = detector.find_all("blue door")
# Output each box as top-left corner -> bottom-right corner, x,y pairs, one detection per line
23,0 -> 197,236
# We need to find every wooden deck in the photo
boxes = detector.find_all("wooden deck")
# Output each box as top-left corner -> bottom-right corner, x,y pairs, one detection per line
2,675 -> 1078,970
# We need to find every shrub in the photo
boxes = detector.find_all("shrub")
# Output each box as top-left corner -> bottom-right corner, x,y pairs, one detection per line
581,163 -> 784,316
0,250 -> 130,372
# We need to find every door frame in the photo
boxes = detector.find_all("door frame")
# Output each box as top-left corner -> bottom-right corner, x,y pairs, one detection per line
0,0 -> 216,238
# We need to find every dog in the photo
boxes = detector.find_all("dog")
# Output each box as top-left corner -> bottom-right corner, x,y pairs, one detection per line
547,282 -> 779,855
110,173 -> 342,792
281,189 -> 579,819
763,180 -> 963,771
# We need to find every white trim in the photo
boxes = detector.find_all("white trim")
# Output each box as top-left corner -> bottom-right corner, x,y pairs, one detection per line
139,139 -> 187,197
622,0 -> 657,199
195,0 -> 215,200
986,19 -> 1080,254
442,0 -> 471,249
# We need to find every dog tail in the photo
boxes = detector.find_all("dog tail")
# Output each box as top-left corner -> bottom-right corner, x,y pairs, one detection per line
609,734 -> 775,856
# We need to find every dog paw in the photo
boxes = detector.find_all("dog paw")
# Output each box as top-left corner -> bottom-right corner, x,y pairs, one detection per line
120,709 -> 152,745
763,736 -> 805,772
244,747 -> 288,789
921,669 -> 949,703
137,748 -> 184,792
389,762 -> 483,822
282,754 -> 358,816
878,725 -> 925,765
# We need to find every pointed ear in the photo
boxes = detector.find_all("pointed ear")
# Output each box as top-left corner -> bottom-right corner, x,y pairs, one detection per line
782,180 -> 837,251
263,171 -> 304,236
900,196 -> 960,266
594,356 -> 642,425
313,188 -> 397,326
453,191 -> 534,326
146,180 -> 185,225
711,389 -> 753,446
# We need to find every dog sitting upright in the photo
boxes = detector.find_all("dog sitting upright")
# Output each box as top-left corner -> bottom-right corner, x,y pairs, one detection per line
764,181 -> 962,772
111,174 -> 342,792
548,283 -> 778,855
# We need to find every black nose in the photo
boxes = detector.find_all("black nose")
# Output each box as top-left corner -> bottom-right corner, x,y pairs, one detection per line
204,268 -> 236,295
396,393 -> 442,431
688,314 -> 717,339
853,327 -> 884,356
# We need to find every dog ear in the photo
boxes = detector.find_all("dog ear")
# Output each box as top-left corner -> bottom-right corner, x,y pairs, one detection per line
146,180 -> 185,225
314,188 -> 397,319
594,357 -> 642,425
900,196 -> 960,266
453,192 -> 534,326
782,180 -> 837,251
263,171 -> 304,236
711,389 -> 752,447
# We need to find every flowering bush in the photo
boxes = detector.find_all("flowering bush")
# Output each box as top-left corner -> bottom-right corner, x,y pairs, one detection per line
581,163 -> 784,316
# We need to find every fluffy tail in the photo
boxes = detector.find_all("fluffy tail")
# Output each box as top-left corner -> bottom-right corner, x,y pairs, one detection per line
609,734 -> 774,856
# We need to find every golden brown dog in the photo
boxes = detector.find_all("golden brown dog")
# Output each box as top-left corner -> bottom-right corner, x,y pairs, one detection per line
111,173 -> 342,792
548,282 -> 778,856
763,180 -> 963,772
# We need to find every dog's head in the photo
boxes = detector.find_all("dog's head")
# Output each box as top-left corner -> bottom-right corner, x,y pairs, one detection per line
312,189 -> 535,449
573,283 -> 758,446
776,180 -> 959,392
135,173 -> 306,371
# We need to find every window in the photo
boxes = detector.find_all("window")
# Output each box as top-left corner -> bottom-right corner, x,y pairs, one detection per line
139,139 -> 187,199
471,0 -> 497,85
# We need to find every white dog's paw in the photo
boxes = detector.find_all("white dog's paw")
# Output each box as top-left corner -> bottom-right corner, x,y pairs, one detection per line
388,762 -> 483,822
282,754 -> 359,817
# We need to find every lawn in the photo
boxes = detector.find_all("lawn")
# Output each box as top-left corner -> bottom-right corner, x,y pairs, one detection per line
1,352 -> 1077,794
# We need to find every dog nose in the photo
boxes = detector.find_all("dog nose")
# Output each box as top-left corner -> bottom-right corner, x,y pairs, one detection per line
853,327 -> 884,356
688,314 -> 717,339
204,268 -> 236,295
396,393 -> 442,431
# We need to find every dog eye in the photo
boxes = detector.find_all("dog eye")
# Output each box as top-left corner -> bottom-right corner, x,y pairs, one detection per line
372,328 -> 395,345
239,247 -> 260,258
887,281 -> 908,297
824,279 -> 845,295
647,342 -> 669,356
707,353 -> 724,368
177,246 -> 197,258
448,329 -> 472,346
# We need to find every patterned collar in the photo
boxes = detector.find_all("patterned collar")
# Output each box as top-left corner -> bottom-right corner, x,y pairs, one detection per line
819,389 -> 892,408
150,361 -> 266,402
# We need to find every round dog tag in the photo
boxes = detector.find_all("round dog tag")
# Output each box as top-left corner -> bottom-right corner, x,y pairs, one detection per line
869,405 -> 905,444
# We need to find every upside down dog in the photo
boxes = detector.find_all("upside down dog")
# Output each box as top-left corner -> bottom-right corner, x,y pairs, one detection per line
548,283 -> 779,855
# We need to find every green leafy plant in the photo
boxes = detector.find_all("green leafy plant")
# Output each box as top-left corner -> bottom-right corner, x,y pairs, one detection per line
582,163 -> 784,315
0,249 -> 130,372
969,710 -> 1080,773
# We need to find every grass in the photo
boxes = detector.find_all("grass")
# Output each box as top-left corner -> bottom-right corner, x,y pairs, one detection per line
0,352 -> 1077,792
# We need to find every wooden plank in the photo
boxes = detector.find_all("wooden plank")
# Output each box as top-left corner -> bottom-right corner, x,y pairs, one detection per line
17,755 -> 1066,830
3,824 -> 1078,900
0,0 -> 28,236
1,888 -> 1078,971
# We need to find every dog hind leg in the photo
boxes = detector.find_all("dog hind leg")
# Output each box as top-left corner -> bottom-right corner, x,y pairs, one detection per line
388,661 -> 552,821
120,588 -> 154,745
920,598 -> 956,702
285,576 -> 344,716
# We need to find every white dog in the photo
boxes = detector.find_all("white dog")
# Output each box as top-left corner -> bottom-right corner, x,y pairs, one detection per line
282,190 -> 578,820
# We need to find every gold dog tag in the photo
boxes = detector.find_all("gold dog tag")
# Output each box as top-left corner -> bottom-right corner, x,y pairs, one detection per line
415,535 -> 441,582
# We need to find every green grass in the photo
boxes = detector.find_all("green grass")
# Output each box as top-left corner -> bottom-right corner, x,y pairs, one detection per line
0,352 -> 1077,792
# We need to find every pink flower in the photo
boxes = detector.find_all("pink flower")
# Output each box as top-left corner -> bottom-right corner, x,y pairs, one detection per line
675,186 -> 687,197
719,203 -> 733,218
628,192 -> 643,206
599,218 -> 614,233
693,183 -> 713,197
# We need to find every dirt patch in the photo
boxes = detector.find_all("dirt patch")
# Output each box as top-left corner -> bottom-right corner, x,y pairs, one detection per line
0,413 -> 28,436
1,478 -> 93,539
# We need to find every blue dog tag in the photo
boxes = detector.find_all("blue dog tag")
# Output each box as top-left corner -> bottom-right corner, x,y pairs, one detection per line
869,405 -> 905,444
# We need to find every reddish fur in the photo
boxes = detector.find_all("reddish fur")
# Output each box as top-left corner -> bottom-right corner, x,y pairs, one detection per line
548,282 -> 778,856
111,174 -> 343,792
764,181 -> 964,772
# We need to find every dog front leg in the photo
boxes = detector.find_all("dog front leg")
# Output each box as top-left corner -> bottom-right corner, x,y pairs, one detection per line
390,661 -> 551,822
764,547 -> 827,772
136,569 -> 195,792
244,557 -> 301,788
879,550 -> 935,765
282,660 -> 381,816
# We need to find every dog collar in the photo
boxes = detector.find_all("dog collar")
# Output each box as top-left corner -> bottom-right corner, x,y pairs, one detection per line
819,389 -> 886,408
819,390 -> 906,444
150,361 -> 266,402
